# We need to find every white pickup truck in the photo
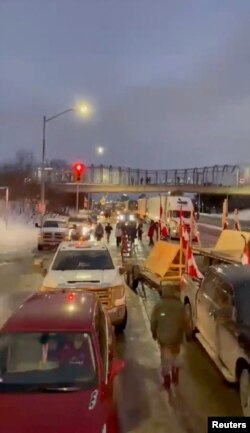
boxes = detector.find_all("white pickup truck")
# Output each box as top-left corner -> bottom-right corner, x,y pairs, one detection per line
36,217 -> 68,250
181,264 -> 250,416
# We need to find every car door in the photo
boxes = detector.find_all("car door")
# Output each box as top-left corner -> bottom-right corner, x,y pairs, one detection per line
214,281 -> 237,374
196,270 -> 219,353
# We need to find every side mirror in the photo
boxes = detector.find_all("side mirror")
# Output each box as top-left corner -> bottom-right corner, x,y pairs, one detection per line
119,267 -> 125,275
35,223 -> 40,228
109,358 -> 125,382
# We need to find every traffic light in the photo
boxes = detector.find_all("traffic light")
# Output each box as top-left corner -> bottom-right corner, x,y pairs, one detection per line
73,162 -> 85,182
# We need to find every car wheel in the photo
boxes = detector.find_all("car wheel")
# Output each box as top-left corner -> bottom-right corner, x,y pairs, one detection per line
184,302 -> 194,341
115,307 -> 127,333
38,245 -> 43,251
240,368 -> 250,416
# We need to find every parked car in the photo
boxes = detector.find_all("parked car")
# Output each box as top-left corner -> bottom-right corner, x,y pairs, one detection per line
36,217 -> 68,250
181,264 -> 250,416
37,241 -> 128,332
0,290 -> 124,433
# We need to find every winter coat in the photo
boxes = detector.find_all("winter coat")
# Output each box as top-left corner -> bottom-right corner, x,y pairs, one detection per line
148,224 -> 154,238
150,286 -> 185,348
105,225 -> 113,234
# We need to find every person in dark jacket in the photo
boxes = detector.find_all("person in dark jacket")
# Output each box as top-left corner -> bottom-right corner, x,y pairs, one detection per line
148,221 -> 155,246
150,285 -> 186,388
137,222 -> 143,241
105,223 -> 113,243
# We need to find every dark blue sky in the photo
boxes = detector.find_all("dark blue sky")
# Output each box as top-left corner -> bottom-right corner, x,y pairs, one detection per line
1,0 -> 250,169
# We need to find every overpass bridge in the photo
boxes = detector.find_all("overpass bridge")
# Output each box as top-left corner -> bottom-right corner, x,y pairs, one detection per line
54,182 -> 250,195
37,163 -> 250,195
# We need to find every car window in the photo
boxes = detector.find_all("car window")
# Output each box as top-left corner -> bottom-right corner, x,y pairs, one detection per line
172,210 -> 191,218
52,250 -> 114,271
0,332 -> 97,392
200,271 -> 218,299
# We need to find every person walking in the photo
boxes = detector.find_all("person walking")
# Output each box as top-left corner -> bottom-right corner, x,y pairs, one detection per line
148,221 -> 155,246
105,222 -> 113,243
150,286 -> 186,389
137,222 -> 143,241
115,223 -> 123,247
95,223 -> 104,241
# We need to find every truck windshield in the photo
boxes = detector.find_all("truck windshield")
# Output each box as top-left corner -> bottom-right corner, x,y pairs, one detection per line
68,217 -> 89,224
43,221 -> 67,228
52,250 -> 114,271
0,332 -> 97,392
172,211 -> 191,218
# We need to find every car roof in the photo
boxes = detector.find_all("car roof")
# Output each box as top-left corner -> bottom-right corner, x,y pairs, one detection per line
57,241 -> 108,251
1,291 -> 98,333
210,264 -> 250,288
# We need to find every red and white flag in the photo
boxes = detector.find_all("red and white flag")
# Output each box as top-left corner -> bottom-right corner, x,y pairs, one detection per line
186,244 -> 203,278
222,198 -> 228,230
242,245 -> 250,265
233,208 -> 241,231
179,207 -> 189,249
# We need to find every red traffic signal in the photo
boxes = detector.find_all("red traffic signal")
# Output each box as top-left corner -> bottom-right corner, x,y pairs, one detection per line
73,162 -> 85,182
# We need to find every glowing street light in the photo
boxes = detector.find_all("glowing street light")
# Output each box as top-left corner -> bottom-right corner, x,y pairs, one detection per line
96,146 -> 104,155
75,101 -> 93,119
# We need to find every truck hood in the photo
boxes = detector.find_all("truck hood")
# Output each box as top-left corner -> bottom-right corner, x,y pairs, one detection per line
0,388 -> 106,433
43,269 -> 122,288
41,227 -> 67,234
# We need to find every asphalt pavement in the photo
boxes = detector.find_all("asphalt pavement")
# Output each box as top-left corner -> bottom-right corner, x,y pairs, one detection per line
0,224 -> 243,433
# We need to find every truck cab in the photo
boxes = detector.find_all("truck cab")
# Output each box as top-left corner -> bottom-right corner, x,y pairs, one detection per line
38,241 -> 128,333
37,217 -> 68,250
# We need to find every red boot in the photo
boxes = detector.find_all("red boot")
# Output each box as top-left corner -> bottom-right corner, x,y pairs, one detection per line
172,367 -> 179,385
164,374 -> 171,389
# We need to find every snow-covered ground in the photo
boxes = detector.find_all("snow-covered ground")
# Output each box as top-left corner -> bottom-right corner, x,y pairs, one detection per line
0,214 -> 38,256
201,209 -> 250,220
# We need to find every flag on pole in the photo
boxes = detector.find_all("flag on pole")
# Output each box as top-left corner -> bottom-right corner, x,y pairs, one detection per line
222,198 -> 228,230
233,208 -> 241,231
179,207 -> 189,249
242,243 -> 250,264
186,244 -> 203,278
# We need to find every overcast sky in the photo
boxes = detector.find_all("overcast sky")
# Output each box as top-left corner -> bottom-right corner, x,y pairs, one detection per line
1,0 -> 250,169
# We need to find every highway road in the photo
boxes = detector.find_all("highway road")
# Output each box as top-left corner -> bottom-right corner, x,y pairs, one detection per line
0,224 -> 242,433
199,214 -> 250,231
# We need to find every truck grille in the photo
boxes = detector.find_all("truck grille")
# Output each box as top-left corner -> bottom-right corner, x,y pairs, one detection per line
85,287 -> 112,308
43,233 -> 64,240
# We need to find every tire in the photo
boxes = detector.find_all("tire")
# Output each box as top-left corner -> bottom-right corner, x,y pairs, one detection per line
115,307 -> 128,333
184,302 -> 195,341
239,368 -> 250,416
38,245 -> 43,251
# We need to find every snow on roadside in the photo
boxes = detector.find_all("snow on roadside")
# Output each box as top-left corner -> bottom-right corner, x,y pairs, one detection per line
0,217 -> 38,255
201,209 -> 250,221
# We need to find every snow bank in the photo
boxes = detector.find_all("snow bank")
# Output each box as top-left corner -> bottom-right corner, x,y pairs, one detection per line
0,217 -> 38,255
201,209 -> 250,221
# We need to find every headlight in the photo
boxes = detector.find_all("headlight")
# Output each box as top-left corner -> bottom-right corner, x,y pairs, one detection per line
129,215 -> 134,221
112,285 -> 125,299
119,215 -> 125,221
82,227 -> 90,235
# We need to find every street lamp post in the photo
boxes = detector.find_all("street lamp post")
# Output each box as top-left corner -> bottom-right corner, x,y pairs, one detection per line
40,103 -> 92,222
0,186 -> 9,228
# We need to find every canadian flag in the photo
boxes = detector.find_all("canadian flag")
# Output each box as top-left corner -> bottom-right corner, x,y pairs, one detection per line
186,244 -> 203,278
242,246 -> 250,265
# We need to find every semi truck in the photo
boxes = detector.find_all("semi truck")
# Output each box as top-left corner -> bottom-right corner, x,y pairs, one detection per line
137,195 -> 196,239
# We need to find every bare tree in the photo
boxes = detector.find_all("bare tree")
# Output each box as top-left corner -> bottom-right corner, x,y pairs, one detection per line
15,149 -> 34,172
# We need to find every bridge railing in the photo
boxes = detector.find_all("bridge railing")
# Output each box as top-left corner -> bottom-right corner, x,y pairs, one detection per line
36,164 -> 246,186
